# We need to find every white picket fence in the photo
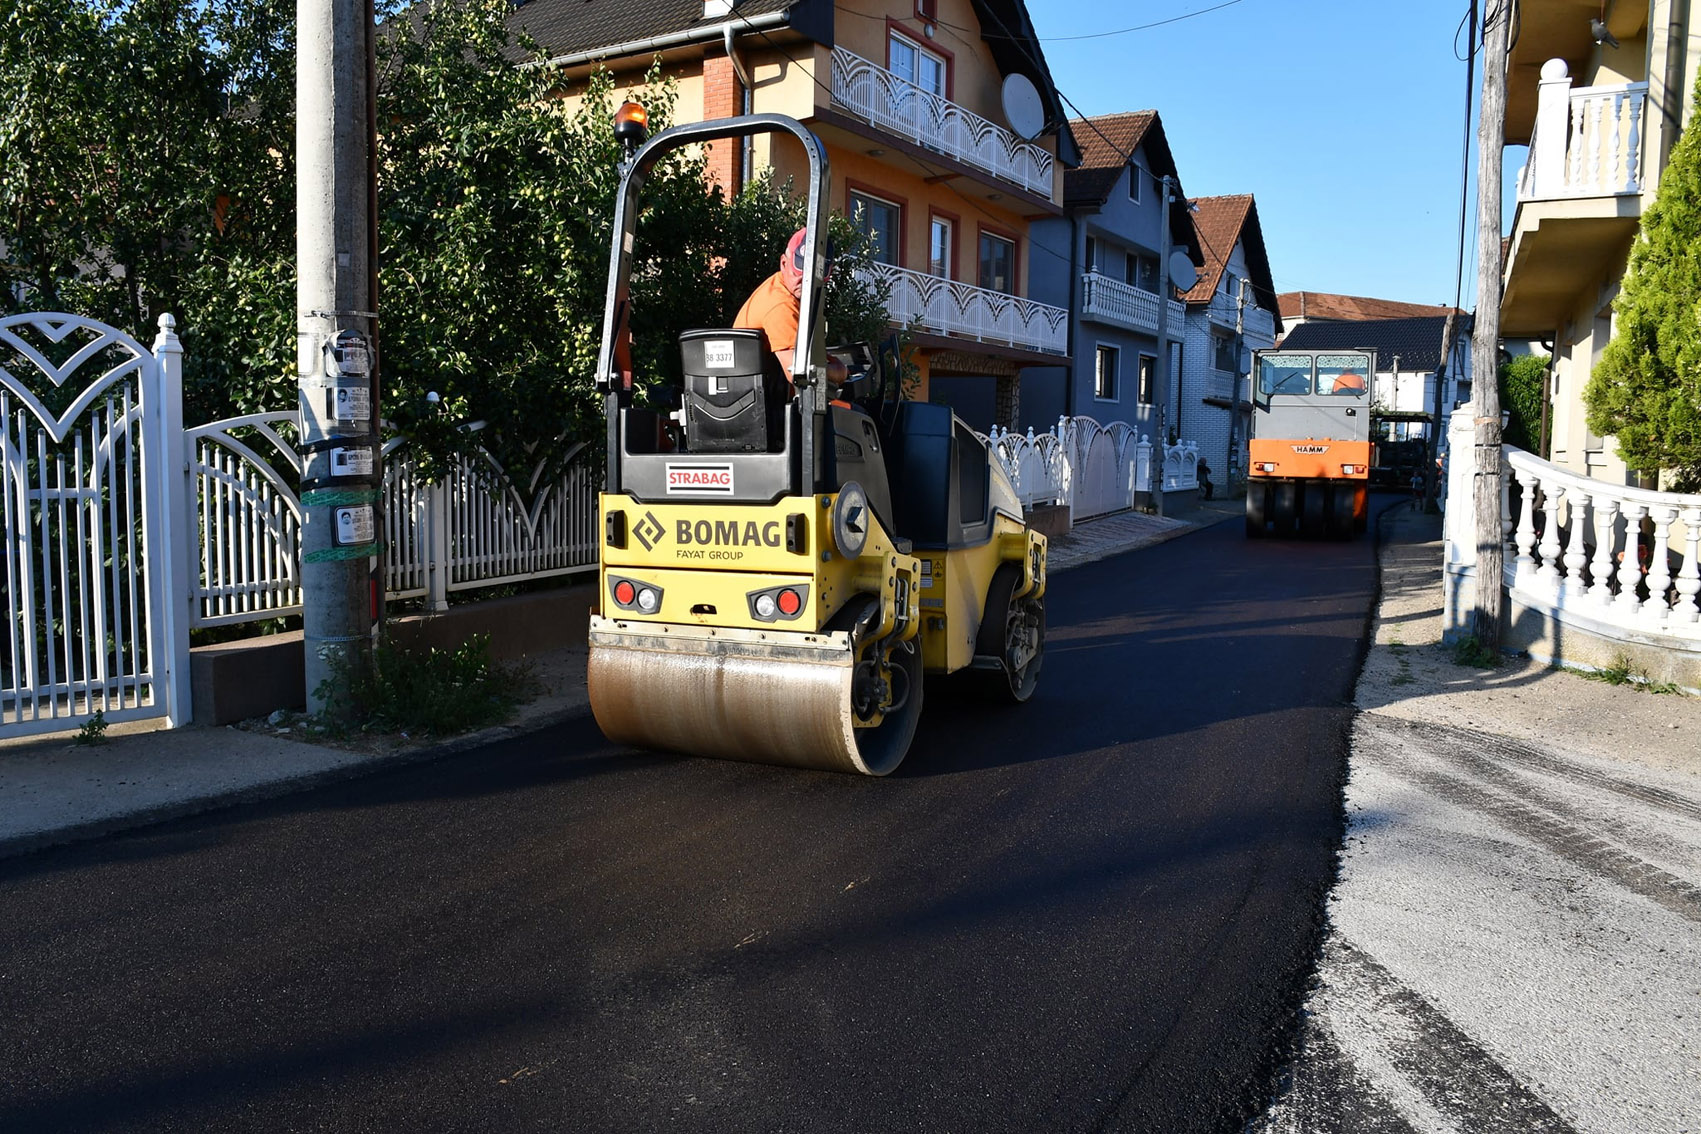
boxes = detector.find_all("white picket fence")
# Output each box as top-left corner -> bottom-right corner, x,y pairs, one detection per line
984,416 -> 1199,523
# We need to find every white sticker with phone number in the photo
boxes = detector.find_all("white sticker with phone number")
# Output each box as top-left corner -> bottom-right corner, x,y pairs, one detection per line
703,340 -> 736,370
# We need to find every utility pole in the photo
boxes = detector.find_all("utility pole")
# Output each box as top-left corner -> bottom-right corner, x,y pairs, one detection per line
1470,0 -> 1510,650
1152,174 -> 1174,518
297,0 -> 381,714
1431,306 -> 1458,508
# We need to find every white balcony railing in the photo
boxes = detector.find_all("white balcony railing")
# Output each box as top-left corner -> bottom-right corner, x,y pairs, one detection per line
1518,60 -> 1647,202
829,47 -> 1054,198
1080,271 -> 1183,336
1202,290 -> 1277,343
863,262 -> 1068,355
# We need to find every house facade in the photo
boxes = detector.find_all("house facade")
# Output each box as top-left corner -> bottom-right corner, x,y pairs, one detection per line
1499,0 -> 1700,484
973,111 -> 1204,439
511,0 -> 1079,414
1176,195 -> 1280,487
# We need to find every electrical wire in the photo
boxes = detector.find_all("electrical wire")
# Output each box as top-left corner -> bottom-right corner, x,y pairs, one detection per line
1453,0 -> 1476,313
836,1 -> 1248,43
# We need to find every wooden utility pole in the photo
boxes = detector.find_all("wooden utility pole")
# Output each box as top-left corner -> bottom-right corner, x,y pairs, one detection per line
1470,0 -> 1510,649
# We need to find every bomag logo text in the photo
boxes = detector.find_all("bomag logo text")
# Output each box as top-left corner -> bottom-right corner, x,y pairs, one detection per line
676,520 -> 783,548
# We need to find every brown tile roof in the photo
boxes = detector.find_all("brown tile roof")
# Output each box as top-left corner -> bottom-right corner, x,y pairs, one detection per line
1278,291 -> 1466,324
1064,111 -> 1155,207
1181,194 -> 1252,304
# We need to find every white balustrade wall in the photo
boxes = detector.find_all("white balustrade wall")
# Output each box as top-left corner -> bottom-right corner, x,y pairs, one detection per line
865,262 -> 1068,356
1518,60 -> 1647,201
829,48 -> 1055,198
1443,415 -> 1701,683
1080,271 -> 1185,337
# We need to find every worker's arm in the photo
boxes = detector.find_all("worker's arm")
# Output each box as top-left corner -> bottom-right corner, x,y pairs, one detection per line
775,348 -> 848,385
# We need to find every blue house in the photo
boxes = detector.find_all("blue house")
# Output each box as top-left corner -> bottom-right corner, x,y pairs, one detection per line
932,111 -> 1201,435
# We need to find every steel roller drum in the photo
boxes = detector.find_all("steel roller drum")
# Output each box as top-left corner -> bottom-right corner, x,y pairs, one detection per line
588,616 -> 903,776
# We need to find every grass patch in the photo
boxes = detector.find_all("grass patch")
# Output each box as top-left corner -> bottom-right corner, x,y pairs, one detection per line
1450,635 -> 1502,669
1566,654 -> 1685,695
316,634 -> 534,738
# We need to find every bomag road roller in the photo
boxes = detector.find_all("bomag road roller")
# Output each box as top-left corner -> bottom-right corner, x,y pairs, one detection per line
585,108 -> 1046,776
1244,348 -> 1376,539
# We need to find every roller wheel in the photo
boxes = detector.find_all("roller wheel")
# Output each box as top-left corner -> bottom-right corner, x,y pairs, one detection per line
1301,484 -> 1326,538
1327,482 -> 1356,539
1245,483 -> 1268,537
1354,485 -> 1369,533
1273,482 -> 1297,536
849,628 -> 924,777
977,565 -> 1044,703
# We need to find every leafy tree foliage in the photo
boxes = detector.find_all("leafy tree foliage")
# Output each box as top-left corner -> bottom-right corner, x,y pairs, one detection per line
1584,71 -> 1701,488
1,0 -> 892,489
1498,353 -> 1548,454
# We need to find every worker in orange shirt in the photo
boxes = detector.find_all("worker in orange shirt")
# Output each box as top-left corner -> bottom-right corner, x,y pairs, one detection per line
1331,370 -> 1367,395
735,227 -> 847,385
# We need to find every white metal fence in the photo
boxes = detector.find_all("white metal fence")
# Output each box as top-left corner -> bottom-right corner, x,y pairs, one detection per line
1,313 -> 190,735
188,415 -> 599,629
984,416 -> 1200,524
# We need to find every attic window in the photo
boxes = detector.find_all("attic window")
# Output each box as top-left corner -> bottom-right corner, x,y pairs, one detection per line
1128,164 -> 1142,204
916,0 -> 938,22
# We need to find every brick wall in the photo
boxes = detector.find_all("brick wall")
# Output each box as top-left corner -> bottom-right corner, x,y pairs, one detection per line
703,53 -> 742,193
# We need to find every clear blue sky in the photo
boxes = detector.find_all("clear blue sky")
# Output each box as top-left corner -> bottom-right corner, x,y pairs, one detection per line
1027,0 -> 1486,310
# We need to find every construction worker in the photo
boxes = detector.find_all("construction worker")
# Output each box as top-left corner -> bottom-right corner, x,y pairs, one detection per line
1332,370 -> 1367,395
735,227 -> 847,385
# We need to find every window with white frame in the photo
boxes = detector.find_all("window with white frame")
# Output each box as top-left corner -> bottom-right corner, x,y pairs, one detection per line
1128,163 -> 1143,203
928,216 -> 952,278
889,32 -> 946,96
1138,354 -> 1155,404
1084,236 -> 1098,273
849,190 -> 902,266
1095,345 -> 1118,400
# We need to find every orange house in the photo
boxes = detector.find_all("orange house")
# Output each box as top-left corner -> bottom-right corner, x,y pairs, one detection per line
511,0 -> 1080,417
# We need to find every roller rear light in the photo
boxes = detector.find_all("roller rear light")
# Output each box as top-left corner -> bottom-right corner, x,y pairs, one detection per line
748,583 -> 809,623
608,574 -> 662,614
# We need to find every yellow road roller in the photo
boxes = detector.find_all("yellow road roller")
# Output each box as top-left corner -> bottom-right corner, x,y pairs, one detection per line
585,110 -> 1046,776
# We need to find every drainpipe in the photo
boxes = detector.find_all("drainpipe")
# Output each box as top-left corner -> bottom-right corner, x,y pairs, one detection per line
723,25 -> 754,189
1065,213 -> 1079,419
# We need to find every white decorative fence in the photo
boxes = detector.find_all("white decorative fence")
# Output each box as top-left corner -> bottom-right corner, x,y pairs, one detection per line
985,416 -> 1200,524
1080,271 -> 1185,337
189,415 -> 599,629
1518,60 -> 1647,201
1,313 -> 190,735
829,47 -> 1054,198
1442,415 -> 1701,683
864,262 -> 1068,356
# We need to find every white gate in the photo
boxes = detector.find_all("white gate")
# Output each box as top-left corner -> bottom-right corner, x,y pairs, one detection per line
0,313 -> 191,735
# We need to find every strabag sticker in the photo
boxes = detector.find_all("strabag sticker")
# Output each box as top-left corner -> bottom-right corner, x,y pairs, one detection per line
666,463 -> 734,494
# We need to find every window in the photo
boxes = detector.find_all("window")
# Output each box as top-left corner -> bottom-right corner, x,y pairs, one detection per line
1213,331 -> 1237,372
928,215 -> 953,278
1095,345 -> 1118,400
978,231 -> 1015,294
1128,164 -> 1143,204
1138,354 -> 1156,404
1259,353 -> 1314,396
1222,270 -> 1239,298
849,190 -> 902,266
1128,253 -> 1159,292
1084,236 -> 1098,273
1316,352 -> 1373,397
916,0 -> 937,22
889,33 -> 946,96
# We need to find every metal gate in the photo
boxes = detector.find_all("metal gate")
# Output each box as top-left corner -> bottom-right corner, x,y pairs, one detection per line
0,313 -> 190,736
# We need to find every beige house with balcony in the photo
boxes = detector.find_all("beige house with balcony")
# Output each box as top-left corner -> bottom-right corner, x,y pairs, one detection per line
510,0 -> 1079,411
1501,0 -> 1701,484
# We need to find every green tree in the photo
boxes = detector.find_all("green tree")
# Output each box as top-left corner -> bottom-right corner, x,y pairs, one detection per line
1499,353 -> 1547,453
1584,71 -> 1701,489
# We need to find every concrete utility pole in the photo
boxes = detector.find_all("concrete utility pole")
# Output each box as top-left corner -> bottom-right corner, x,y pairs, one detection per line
1431,306 -> 1458,506
1152,174 -> 1174,518
1470,0 -> 1510,650
297,0 -> 382,714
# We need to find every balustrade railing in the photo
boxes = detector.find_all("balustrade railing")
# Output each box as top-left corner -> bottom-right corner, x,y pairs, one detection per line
1080,271 -> 1184,336
829,47 -> 1055,198
1518,60 -> 1647,201
863,262 -> 1067,355
985,416 -> 1200,523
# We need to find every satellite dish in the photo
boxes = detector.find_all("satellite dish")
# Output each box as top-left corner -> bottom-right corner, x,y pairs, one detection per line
1001,74 -> 1045,141
1167,251 -> 1199,292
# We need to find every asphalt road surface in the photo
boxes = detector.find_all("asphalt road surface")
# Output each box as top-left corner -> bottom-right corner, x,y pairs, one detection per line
0,516 -> 1379,1133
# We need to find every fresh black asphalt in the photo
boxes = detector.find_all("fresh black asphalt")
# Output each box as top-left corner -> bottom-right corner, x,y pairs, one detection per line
0,511 -> 1380,1133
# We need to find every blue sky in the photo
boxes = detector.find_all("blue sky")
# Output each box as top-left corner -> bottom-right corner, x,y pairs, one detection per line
1027,0 -> 1485,310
